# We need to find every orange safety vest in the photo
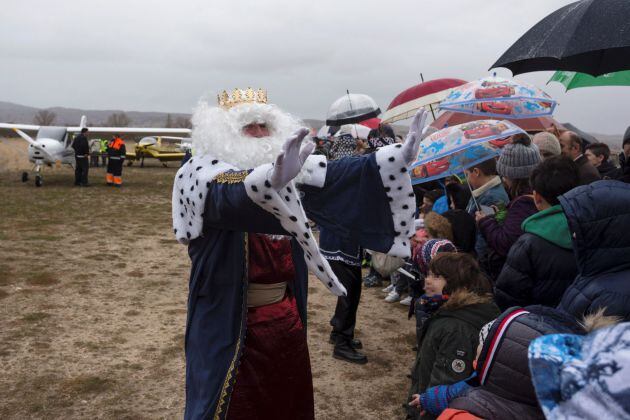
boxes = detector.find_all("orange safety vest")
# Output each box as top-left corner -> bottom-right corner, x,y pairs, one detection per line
109,137 -> 125,150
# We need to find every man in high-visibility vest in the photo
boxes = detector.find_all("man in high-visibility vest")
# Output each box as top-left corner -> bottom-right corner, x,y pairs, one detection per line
99,138 -> 108,167
106,134 -> 126,186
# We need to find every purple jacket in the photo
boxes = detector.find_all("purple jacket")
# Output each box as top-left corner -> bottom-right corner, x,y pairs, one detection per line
478,195 -> 537,257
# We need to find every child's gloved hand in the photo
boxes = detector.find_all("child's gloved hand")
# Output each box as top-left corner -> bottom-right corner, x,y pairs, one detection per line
408,394 -> 426,416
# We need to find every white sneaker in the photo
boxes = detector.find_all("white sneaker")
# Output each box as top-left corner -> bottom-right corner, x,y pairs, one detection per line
385,291 -> 400,303
382,284 -> 394,293
400,296 -> 412,306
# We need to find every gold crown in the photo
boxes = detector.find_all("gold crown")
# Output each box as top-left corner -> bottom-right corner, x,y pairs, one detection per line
217,87 -> 268,109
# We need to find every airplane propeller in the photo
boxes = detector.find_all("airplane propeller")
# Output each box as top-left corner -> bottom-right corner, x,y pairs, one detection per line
13,128 -> 56,162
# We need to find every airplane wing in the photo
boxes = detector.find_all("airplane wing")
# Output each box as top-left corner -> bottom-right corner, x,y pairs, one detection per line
0,122 -> 41,132
67,126 -> 192,135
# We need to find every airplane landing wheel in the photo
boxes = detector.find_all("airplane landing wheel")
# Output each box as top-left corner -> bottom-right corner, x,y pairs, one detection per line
35,175 -> 42,187
22,172 -> 29,182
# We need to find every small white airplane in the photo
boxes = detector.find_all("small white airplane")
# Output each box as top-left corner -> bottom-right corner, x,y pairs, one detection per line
0,116 -> 191,186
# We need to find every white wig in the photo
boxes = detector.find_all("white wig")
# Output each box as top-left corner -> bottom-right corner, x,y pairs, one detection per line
191,101 -> 303,170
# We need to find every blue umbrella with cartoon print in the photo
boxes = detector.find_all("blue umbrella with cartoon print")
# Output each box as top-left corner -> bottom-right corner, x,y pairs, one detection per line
410,119 -> 527,210
440,75 -> 556,119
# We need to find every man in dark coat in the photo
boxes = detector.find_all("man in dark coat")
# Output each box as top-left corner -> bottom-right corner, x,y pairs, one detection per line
495,157 -> 579,310
585,142 -> 621,179
618,129 -> 630,183
71,128 -> 90,186
557,180 -> 630,321
559,131 -> 600,185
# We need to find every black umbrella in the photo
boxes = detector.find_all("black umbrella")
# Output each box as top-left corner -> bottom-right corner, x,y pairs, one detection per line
492,0 -> 630,76
562,122 -> 598,146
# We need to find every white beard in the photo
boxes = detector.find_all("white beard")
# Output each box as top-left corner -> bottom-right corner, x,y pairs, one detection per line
191,101 -> 303,170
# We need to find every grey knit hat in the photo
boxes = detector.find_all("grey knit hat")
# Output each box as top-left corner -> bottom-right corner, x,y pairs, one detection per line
533,132 -> 562,157
496,135 -> 542,179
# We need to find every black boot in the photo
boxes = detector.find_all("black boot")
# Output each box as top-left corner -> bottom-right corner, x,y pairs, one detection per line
329,333 -> 363,349
333,340 -> 367,364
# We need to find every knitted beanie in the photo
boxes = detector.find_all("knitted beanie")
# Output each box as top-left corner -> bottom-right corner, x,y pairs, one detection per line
417,239 -> 456,275
496,135 -> 542,179
533,132 -> 562,157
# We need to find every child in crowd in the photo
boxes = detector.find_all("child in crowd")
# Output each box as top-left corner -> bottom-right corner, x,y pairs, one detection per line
476,135 -> 540,280
406,253 -> 500,420
445,181 -> 472,211
422,189 -> 446,215
495,156 -> 579,310
410,239 -> 457,345
462,158 -> 509,259
409,306 -> 586,420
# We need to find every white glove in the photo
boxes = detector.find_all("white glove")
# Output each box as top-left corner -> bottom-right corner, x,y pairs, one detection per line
269,128 -> 315,190
401,109 -> 431,165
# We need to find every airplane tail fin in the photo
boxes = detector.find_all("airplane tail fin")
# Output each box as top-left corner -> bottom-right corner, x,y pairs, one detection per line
80,115 -> 87,129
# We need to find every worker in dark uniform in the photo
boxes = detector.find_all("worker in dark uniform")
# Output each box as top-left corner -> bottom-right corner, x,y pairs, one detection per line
71,128 -> 90,186
106,134 -> 126,186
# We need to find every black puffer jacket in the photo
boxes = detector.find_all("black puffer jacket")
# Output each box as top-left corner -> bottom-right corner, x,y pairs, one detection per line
557,181 -> 630,320
449,306 -> 584,420
495,205 -> 578,311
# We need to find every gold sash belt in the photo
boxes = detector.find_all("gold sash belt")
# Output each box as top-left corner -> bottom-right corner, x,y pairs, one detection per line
247,281 -> 287,308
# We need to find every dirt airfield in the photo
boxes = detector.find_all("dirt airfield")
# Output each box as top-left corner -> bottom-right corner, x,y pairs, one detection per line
0,138 -> 416,419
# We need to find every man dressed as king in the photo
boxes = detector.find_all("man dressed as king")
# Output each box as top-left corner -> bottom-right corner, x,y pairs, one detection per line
172,87 -> 429,420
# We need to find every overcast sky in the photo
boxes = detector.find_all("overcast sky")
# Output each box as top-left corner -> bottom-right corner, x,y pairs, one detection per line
1,0 -> 628,134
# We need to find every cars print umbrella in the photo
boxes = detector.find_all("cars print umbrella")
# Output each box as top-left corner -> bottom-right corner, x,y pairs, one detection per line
432,111 -> 565,133
439,76 -> 556,119
325,92 -> 381,126
410,119 -> 526,186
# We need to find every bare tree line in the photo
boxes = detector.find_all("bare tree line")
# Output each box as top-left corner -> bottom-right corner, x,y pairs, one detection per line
30,110 -> 191,128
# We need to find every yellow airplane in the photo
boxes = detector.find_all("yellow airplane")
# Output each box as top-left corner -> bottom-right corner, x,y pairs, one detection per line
126,136 -> 191,167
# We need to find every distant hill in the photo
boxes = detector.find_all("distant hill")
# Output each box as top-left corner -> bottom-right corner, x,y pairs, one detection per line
0,101 -> 190,128
0,101 -> 408,132
0,101 -> 619,147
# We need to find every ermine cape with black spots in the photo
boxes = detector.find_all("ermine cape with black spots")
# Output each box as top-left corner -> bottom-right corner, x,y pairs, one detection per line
173,142 -> 416,420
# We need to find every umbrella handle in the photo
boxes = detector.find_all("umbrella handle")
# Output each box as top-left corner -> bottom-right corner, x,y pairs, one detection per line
466,180 -> 481,212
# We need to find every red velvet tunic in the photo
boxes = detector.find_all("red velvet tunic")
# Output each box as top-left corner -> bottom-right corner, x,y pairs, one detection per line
226,233 -> 314,420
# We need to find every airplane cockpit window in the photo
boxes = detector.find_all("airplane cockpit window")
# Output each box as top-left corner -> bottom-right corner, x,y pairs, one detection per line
37,127 -> 68,142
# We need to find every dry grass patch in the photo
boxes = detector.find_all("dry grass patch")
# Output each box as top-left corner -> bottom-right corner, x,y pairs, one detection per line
127,269 -> 144,278
60,375 -> 113,396
165,308 -> 187,315
21,312 -> 51,323
74,340 -> 101,352
0,264 -> 12,286
25,271 -> 59,286
0,289 -> 8,299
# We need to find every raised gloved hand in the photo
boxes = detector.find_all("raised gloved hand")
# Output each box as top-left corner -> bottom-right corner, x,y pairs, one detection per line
401,109 -> 431,165
269,128 -> 315,190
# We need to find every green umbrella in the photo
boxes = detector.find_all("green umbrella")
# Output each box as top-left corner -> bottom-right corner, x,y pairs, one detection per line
548,70 -> 630,91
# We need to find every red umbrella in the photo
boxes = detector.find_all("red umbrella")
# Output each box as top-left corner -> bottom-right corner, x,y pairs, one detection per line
431,111 -> 565,134
382,78 -> 468,123
357,118 -> 381,129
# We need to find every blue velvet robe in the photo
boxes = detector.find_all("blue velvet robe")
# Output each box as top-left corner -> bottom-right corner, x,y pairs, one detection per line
184,153 -> 399,419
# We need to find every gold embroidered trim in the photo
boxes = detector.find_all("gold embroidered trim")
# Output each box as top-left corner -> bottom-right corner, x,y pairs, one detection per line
213,233 -> 249,420
215,171 -> 248,184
